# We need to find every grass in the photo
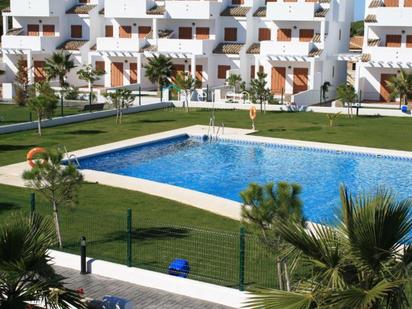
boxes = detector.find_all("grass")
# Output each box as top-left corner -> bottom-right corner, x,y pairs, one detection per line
0,182 -> 281,289
0,103 -> 86,125
1,108 -> 412,166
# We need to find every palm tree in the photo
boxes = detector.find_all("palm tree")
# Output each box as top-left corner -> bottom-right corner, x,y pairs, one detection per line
174,72 -> 196,112
337,83 -> 358,117
144,54 -> 173,95
246,185 -> 412,309
77,64 -> 104,112
386,70 -> 412,108
23,150 -> 84,248
0,214 -> 86,308
226,74 -> 242,93
44,51 -> 76,117
241,182 -> 304,291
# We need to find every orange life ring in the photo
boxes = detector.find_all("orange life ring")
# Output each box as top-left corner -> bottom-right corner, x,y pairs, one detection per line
249,106 -> 257,121
27,147 -> 48,168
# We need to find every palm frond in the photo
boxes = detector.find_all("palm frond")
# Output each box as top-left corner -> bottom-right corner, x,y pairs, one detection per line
243,289 -> 315,309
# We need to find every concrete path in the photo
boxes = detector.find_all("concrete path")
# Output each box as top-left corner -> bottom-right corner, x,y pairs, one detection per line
54,266 -> 232,309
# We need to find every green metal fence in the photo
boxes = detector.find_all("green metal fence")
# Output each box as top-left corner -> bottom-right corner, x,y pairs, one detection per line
34,204 -> 281,291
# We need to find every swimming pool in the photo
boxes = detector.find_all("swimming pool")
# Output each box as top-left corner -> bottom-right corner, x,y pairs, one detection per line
78,135 -> 412,224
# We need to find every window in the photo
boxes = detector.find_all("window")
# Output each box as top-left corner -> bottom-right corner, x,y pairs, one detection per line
105,25 -> 113,37
258,28 -> 271,41
277,28 -> 291,42
351,62 -> 356,71
71,25 -> 82,38
224,28 -> 237,42
217,65 -> 230,79
95,61 -> 105,73
386,35 -> 402,47
299,29 -> 314,42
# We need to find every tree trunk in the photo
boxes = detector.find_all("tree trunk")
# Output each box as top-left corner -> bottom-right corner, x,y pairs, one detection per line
276,258 -> 284,290
37,115 -> 42,136
52,201 -> 63,248
60,90 -> 64,117
283,262 -> 291,291
89,83 -> 93,113
186,91 -> 189,112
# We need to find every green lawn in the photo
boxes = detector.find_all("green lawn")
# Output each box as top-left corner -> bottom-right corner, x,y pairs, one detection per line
0,103 -> 86,125
1,108 -> 412,166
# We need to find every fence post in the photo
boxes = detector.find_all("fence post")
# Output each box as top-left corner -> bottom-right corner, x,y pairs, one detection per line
29,112 -> 33,122
30,192 -> 36,216
138,86 -> 142,106
160,88 -> 163,102
80,236 -> 87,274
281,88 -> 284,105
206,84 -> 209,102
239,226 -> 245,291
127,208 -> 132,267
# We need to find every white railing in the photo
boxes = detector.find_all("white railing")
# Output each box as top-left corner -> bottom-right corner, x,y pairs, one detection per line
157,39 -> 215,55
260,41 -> 312,56
266,1 -> 318,21
165,0 -> 221,19
1,35 -> 61,52
96,37 -> 145,52
104,0 -> 154,18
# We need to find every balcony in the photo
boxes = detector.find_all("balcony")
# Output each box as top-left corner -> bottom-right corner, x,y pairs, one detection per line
266,0 -> 322,21
96,37 -> 146,52
2,33 -> 60,52
165,1 -> 221,19
104,0 -> 153,18
9,0 -> 66,16
157,39 -> 215,55
366,46 -> 412,62
260,41 -> 312,56
367,7 -> 412,26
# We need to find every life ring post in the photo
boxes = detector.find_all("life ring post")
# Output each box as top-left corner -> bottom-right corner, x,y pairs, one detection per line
249,106 -> 257,130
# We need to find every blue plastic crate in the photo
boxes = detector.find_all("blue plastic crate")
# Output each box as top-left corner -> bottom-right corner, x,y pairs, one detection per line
168,259 -> 190,278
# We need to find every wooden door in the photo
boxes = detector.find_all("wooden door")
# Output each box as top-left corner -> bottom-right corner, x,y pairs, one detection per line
196,27 -> 210,40
277,28 -> 292,41
119,26 -> 132,38
380,73 -> 396,102
384,0 -> 399,6
71,25 -> 82,38
95,61 -> 105,73
293,68 -> 308,94
171,64 -> 185,82
138,26 -> 151,39
129,63 -> 138,84
179,27 -> 192,39
224,28 -> 237,41
27,24 -> 39,36
299,29 -> 314,42
188,65 -> 203,83
386,35 -> 402,47
34,61 -> 46,82
105,25 -> 113,37
258,28 -> 271,41
271,67 -> 286,94
405,0 -> 412,6
111,62 -> 123,87
42,25 -> 55,36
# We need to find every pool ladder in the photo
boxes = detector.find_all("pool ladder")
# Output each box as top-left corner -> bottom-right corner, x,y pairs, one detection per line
58,144 -> 81,168
207,118 -> 224,141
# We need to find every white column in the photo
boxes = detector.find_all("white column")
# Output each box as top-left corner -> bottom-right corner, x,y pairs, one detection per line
2,16 -> 8,36
309,60 -> 316,90
320,21 -> 325,46
27,50 -> 34,85
191,54 -> 196,79
104,55 -> 110,88
152,18 -> 158,46
137,53 -> 142,84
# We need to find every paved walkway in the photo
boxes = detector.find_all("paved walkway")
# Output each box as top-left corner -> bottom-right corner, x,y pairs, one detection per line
54,266 -> 232,309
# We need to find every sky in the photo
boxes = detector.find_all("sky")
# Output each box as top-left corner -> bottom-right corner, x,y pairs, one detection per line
354,0 -> 365,21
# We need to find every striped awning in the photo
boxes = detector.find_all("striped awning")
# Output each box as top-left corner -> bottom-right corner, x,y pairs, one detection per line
95,51 -> 140,57
267,55 -> 309,62
143,51 -> 193,59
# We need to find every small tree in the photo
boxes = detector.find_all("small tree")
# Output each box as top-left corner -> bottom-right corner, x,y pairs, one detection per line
337,83 -> 357,118
386,69 -> 412,108
45,51 -> 76,116
104,88 -> 135,124
226,74 -> 242,92
27,82 -> 58,136
241,182 -> 304,291
14,57 -> 30,106
249,72 -> 273,113
77,64 -> 104,112
23,150 -> 84,248
326,112 -> 342,127
144,54 -> 173,94
174,72 -> 196,112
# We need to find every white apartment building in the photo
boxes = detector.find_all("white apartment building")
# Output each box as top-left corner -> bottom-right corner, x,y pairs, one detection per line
347,0 -> 412,102
1,0 -> 354,103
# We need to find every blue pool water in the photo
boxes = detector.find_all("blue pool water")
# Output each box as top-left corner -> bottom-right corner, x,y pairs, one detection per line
78,135 -> 412,224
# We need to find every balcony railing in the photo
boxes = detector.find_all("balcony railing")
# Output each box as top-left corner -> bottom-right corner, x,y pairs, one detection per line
9,0 -> 66,16
260,41 -> 312,56
366,46 -> 412,62
2,34 -> 60,52
165,0 -> 221,19
157,38 -> 215,55
96,37 -> 146,52
104,0 -> 153,18
266,0 -> 324,21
